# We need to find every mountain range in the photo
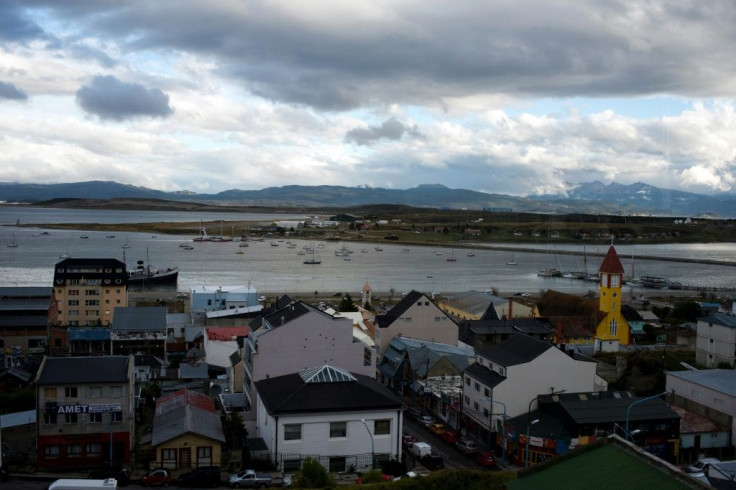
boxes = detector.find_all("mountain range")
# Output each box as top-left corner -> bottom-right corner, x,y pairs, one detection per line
1,180 -> 735,217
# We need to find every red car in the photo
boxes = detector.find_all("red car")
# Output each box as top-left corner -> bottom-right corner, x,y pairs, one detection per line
441,430 -> 460,445
476,451 -> 497,469
142,468 -> 172,486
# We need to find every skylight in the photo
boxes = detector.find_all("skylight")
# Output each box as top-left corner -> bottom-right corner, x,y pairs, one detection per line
299,365 -> 356,384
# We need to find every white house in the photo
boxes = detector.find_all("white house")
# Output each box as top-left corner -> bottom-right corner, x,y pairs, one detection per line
462,334 -> 604,443
254,365 -> 403,473
695,313 -> 736,368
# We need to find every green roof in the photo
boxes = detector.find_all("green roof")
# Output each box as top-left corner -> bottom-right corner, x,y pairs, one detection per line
506,438 -> 703,490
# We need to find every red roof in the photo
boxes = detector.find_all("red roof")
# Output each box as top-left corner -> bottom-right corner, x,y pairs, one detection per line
598,245 -> 625,274
155,388 -> 215,415
206,326 -> 250,341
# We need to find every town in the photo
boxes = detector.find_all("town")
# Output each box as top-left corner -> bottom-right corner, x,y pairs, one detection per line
0,242 -> 732,488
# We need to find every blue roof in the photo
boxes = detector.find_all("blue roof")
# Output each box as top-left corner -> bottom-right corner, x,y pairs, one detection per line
68,328 -> 111,341
667,369 -> 736,398
698,313 -> 736,328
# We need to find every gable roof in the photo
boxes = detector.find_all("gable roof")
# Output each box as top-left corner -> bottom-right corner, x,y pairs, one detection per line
36,356 -> 130,385
621,305 -> 644,322
599,245 -> 625,274
667,369 -> 736,398
256,366 -> 402,415
375,290 -> 426,328
697,313 -> 736,328
477,334 -> 553,367
507,435 -> 705,490
152,389 -> 225,446
464,362 -> 506,388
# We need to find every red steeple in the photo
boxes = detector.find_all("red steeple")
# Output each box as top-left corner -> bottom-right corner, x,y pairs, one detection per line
599,245 -> 625,274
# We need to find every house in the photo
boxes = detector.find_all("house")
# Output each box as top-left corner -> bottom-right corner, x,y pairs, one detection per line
621,305 -> 647,341
438,290 -> 536,322
506,435 -> 706,490
536,290 -> 600,345
243,300 -> 376,433
594,245 -> 632,348
36,355 -> 135,469
694,313 -> 736,368
151,388 -> 226,470
374,290 -> 458,358
110,306 -> 167,357
254,365 -> 403,473
461,334 -> 604,447
667,369 -> 736,453
189,285 -> 261,324
458,316 -> 555,351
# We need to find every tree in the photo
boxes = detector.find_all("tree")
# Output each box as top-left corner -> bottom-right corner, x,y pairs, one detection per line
340,293 -> 358,312
222,411 -> 248,450
292,457 -> 335,488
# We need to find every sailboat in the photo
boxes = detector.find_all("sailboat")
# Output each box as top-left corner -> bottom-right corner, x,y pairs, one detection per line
506,253 -> 517,265
303,244 -> 321,264
121,236 -> 131,249
7,232 -> 18,248
193,220 -> 211,242
446,249 -> 457,262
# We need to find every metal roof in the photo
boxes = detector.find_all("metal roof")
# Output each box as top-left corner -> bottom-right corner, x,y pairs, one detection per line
112,306 -> 167,332
37,356 -> 130,385
667,369 -> 736,398
698,313 -> 736,328
299,365 -> 356,384
152,402 -> 225,446
477,333 -> 552,367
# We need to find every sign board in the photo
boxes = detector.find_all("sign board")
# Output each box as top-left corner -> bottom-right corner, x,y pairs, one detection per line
55,404 -> 121,414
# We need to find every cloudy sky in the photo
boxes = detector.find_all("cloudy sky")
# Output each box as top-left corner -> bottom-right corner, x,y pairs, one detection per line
1,1 -> 735,197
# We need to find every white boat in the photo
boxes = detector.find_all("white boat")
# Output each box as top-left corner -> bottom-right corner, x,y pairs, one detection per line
121,236 -> 130,249
304,244 -> 321,265
446,250 -> 457,262
7,232 -> 18,248
467,252 -> 475,257
506,254 -> 517,265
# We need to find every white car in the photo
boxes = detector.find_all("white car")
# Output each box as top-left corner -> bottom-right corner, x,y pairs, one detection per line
686,457 -> 719,473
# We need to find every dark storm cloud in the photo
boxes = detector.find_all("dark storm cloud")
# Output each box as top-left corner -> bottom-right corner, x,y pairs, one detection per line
0,81 -> 27,100
75,76 -> 173,121
19,1 -> 736,110
345,118 -> 420,146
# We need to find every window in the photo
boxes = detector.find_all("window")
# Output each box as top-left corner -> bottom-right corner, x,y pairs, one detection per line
89,412 -> 103,423
483,407 -> 489,417
85,289 -> 99,296
86,443 -> 102,456
374,419 -> 391,435
474,382 -> 480,391
465,377 -> 470,386
484,388 -> 490,397
464,395 -> 470,405
68,300 -> 79,306
609,319 -> 618,337
44,412 -> 58,424
284,424 -> 302,441
68,310 -> 79,316
44,445 -> 60,459
110,386 -> 122,397
611,275 -> 620,287
65,413 -> 78,424
85,299 -> 99,306
89,386 -> 102,398
112,411 -> 122,422
67,444 -> 82,458
69,289 -> 79,296
44,387 -> 57,399
65,387 -> 78,398
329,457 -> 346,473
162,448 -> 177,469
330,421 -> 347,438
473,402 -> 479,411
197,446 -> 212,465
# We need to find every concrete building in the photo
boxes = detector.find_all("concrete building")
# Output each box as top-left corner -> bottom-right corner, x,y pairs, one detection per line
189,285 -> 261,324
0,287 -> 51,368
695,313 -> 736,368
255,365 -> 403,473
36,355 -> 135,469
375,290 -> 459,358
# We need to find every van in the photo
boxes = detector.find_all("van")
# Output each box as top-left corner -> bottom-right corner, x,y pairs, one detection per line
49,478 -> 118,489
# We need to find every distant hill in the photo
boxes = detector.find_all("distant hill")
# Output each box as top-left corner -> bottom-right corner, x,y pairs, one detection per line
1,180 -> 735,217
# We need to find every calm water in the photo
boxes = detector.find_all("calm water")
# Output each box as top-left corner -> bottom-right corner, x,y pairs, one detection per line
1,207 -> 735,294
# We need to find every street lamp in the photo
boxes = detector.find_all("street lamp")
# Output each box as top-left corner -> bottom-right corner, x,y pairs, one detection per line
525,419 -> 539,469
482,397 -> 507,467
360,419 -> 375,469
625,391 -> 668,442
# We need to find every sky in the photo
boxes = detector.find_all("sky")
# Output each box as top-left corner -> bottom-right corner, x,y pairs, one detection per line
1,1 -> 736,197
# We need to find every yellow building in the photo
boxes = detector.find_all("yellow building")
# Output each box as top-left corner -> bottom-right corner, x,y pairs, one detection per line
595,246 -> 631,345
52,258 -> 128,327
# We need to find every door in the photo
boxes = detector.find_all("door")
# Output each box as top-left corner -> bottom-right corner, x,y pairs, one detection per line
179,447 -> 191,469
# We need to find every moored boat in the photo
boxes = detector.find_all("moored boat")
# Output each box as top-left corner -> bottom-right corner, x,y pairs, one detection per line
127,260 -> 179,285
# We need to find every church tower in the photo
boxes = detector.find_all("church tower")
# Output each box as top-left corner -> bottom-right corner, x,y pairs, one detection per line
361,282 -> 372,307
596,245 -> 630,344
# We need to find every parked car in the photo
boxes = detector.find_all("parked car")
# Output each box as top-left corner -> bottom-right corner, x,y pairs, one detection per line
428,423 -> 445,436
405,407 -> 423,421
178,466 -> 222,487
228,469 -> 273,488
88,467 -> 130,486
686,457 -> 720,473
476,451 -> 497,469
456,440 -> 480,455
441,430 -> 460,445
416,415 -> 434,427
141,468 -> 171,486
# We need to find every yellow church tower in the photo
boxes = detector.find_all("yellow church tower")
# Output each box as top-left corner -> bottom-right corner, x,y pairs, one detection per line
596,245 -> 631,345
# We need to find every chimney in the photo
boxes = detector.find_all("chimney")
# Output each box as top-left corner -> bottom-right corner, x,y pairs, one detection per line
508,300 -> 513,319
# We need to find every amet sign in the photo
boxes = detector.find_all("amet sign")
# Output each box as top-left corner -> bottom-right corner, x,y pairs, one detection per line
56,403 -> 121,414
